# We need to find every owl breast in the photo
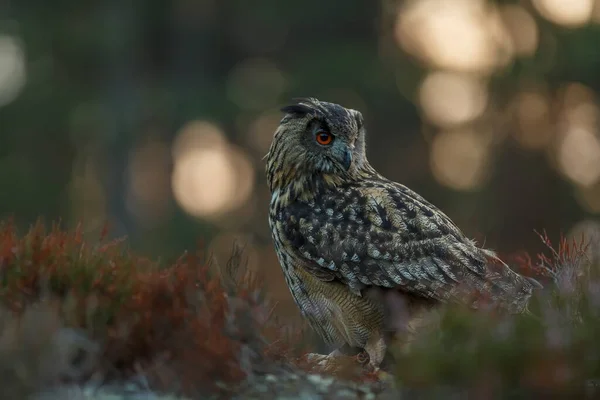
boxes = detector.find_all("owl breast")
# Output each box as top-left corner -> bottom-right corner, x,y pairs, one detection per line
269,194 -> 384,349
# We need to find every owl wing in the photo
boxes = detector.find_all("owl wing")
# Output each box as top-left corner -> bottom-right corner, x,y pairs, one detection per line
282,181 -> 534,311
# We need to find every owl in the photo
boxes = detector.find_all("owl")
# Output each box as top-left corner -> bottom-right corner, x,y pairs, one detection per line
266,98 -> 540,370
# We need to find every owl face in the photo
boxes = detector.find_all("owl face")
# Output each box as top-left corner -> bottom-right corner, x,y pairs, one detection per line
269,98 -> 366,179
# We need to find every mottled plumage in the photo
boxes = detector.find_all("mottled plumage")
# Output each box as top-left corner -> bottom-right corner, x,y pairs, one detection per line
266,98 -> 539,369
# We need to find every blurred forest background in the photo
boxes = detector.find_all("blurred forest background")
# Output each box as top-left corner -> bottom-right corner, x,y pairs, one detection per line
1,0 -> 600,321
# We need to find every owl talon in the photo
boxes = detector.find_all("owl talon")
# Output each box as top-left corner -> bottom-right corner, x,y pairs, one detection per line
355,351 -> 370,366
305,352 -> 330,365
304,352 -> 343,371
305,349 -> 371,372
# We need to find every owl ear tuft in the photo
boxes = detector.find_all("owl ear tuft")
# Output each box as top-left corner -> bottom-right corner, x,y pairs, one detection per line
280,103 -> 314,117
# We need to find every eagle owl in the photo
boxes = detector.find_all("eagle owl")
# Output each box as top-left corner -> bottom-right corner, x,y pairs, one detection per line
266,98 -> 539,370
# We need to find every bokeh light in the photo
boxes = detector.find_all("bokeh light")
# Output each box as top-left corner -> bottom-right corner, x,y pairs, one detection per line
560,83 -> 599,129
557,126 -> 600,187
171,120 -> 255,218
556,83 -> 600,187
511,89 -> 553,149
430,129 -> 490,191
499,4 -> 540,57
419,71 -> 488,127
0,35 -> 26,107
532,0 -> 594,27
394,0 -> 512,72
172,120 -> 228,158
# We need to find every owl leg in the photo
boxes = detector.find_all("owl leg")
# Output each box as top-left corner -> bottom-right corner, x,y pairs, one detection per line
363,331 -> 397,385
363,331 -> 387,369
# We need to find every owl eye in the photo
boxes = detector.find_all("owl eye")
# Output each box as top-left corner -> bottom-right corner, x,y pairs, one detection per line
315,130 -> 333,146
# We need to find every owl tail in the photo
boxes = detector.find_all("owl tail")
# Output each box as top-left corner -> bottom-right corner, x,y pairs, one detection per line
479,249 -> 543,314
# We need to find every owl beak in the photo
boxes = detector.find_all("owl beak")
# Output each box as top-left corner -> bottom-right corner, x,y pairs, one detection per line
342,148 -> 353,171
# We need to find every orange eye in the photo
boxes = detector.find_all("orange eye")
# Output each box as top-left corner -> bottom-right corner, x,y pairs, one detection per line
315,131 -> 333,146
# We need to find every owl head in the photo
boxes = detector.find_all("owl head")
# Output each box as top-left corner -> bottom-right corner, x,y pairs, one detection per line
266,98 -> 372,194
